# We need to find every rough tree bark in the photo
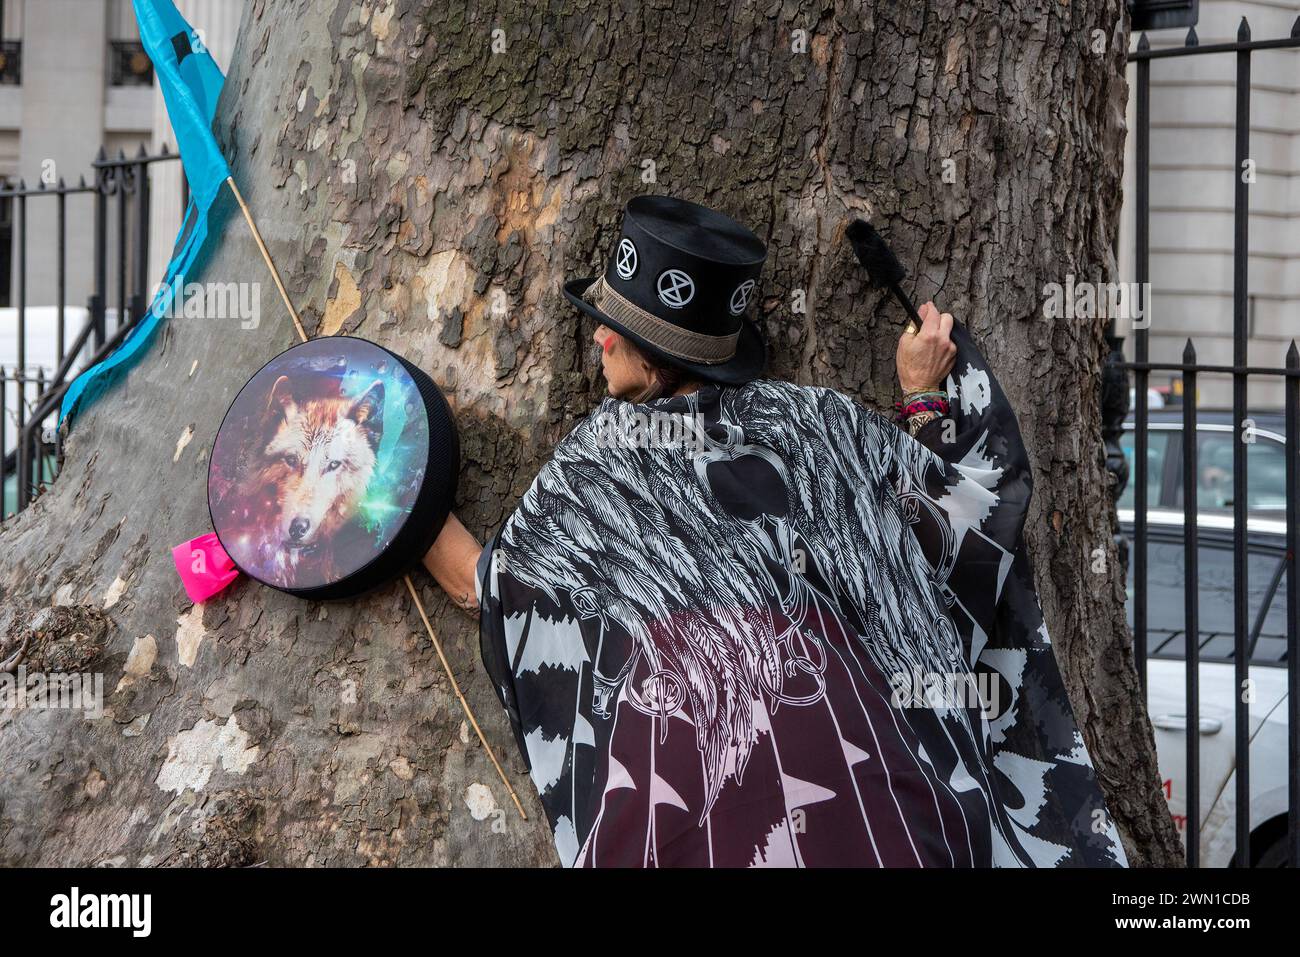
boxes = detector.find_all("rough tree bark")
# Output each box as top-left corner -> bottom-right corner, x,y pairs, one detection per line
0,0 -> 1183,866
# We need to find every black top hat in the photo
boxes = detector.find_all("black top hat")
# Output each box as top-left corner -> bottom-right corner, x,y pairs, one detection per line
564,195 -> 767,385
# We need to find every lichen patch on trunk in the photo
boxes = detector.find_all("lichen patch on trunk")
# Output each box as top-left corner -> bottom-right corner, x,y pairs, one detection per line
174,605 -> 206,669
322,261 -> 362,335
173,425 -> 195,463
115,634 -> 158,693
156,716 -> 260,794
464,782 -> 498,821
102,576 -> 129,610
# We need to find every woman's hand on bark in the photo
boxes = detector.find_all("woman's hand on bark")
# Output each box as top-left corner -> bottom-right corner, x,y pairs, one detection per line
896,301 -> 957,394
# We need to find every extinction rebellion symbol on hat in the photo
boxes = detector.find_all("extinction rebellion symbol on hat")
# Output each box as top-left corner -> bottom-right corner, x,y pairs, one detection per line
657,269 -> 695,309
729,279 -> 756,315
615,239 -> 638,280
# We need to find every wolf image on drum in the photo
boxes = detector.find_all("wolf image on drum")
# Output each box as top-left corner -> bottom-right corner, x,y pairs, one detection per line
208,337 -> 433,594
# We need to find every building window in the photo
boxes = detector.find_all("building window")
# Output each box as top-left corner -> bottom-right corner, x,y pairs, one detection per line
0,40 -> 19,86
0,0 -> 18,86
110,41 -> 153,87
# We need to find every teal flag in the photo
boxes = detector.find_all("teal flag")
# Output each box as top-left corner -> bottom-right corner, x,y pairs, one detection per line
61,0 -> 231,424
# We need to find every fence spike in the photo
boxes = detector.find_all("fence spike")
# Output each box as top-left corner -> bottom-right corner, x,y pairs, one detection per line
1137,32 -> 1150,51
1237,17 -> 1251,41
1288,341 -> 1299,367
135,142 -> 148,158
17,178 -> 25,190
1292,15 -> 1300,39
37,179 -> 46,191
57,177 -> 65,189
1185,26 -> 1198,47
1183,338 -> 1197,364
95,145 -> 106,162
78,175 -> 86,189
117,147 -> 127,161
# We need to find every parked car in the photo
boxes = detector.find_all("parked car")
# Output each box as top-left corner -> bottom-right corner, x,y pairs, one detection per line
1120,409 -> 1290,516
1120,507 -> 1291,866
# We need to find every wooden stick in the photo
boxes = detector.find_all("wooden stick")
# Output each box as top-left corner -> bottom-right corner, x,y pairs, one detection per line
404,574 -> 528,820
226,173 -> 526,821
226,176 -> 308,343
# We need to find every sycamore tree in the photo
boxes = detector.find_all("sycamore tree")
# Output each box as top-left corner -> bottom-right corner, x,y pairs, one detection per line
0,0 -> 1182,866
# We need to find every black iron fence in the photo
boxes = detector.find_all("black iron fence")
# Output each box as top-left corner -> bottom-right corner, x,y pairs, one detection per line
1,145 -> 181,516
1117,16 -> 1300,867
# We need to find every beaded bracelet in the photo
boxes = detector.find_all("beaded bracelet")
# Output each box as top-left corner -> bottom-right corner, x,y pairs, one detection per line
905,410 -> 941,436
894,388 -> 950,437
893,396 -> 950,422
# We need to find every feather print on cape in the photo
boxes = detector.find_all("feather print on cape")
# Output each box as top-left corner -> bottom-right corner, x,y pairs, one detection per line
478,323 -> 1128,868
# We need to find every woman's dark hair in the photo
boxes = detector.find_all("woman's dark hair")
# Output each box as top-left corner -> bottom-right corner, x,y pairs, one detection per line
623,340 -> 686,403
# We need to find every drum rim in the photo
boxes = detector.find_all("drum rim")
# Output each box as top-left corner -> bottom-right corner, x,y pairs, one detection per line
206,335 -> 459,600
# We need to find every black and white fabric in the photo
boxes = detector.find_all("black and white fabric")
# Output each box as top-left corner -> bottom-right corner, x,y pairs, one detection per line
478,324 -> 1128,868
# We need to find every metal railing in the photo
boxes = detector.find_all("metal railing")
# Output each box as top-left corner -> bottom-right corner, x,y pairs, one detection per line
1120,16 -> 1300,868
1,145 -> 181,517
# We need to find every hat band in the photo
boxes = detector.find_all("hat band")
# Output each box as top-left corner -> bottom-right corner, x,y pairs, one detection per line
584,277 -> 739,365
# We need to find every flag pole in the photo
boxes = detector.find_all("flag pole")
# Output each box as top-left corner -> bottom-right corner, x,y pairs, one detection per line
225,176 -> 308,343
226,174 -> 527,821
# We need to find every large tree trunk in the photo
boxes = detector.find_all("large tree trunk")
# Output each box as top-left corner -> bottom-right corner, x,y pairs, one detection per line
0,0 -> 1183,866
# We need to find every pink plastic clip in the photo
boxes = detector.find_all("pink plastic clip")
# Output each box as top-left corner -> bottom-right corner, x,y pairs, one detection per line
171,532 -> 241,603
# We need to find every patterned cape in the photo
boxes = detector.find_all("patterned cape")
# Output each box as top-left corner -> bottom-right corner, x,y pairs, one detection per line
478,325 -> 1129,868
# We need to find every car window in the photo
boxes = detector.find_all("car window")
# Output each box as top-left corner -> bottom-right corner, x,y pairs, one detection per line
1177,431 -> 1288,514
1251,568 -> 1289,667
1118,429 -> 1171,511
1125,536 -> 1288,664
